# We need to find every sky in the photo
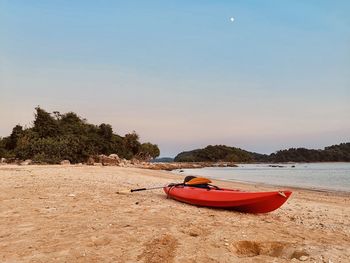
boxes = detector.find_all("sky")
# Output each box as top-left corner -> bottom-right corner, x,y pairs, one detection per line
0,0 -> 349,157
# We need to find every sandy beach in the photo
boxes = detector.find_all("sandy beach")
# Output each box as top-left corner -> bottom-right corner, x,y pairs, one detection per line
0,165 -> 349,262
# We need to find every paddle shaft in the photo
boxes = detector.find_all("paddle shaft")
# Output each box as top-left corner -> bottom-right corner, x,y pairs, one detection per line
130,183 -> 185,192
130,186 -> 165,192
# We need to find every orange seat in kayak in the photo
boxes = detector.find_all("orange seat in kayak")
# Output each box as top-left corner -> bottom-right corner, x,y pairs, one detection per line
163,185 -> 292,213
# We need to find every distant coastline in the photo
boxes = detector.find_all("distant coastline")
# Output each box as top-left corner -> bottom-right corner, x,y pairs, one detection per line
174,143 -> 350,163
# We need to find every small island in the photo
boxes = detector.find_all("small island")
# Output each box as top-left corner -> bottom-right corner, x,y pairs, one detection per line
174,144 -> 350,163
0,107 -> 160,165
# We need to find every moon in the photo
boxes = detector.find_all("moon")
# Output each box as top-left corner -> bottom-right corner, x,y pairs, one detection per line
230,17 -> 235,22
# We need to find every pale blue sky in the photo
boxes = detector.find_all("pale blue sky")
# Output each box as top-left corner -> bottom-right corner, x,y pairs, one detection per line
1,0 -> 349,156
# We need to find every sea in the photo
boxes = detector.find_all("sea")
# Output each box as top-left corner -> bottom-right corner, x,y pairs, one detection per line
173,163 -> 350,192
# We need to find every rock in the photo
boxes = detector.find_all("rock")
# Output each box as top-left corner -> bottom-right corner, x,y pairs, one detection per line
99,154 -> 120,166
291,250 -> 309,261
109,154 -> 120,161
86,157 -> 95,165
20,159 -> 32,165
60,160 -> 71,165
131,158 -> 140,165
67,193 -> 76,197
0,157 -> 6,163
118,158 -> 133,167
4,158 -> 18,164
299,255 -> 308,261
93,162 -> 103,166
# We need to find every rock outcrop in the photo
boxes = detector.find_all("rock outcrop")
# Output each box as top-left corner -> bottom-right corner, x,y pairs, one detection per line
60,160 -> 71,165
99,154 -> 120,166
83,154 -> 237,171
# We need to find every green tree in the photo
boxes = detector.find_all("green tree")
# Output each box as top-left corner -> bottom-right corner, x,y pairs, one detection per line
5,125 -> 23,150
123,132 -> 141,159
33,107 -> 59,138
0,137 -> 6,158
139,142 -> 160,160
58,112 -> 86,135
99,124 -> 113,140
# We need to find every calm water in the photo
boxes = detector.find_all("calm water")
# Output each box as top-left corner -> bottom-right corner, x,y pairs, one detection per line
174,163 -> 350,192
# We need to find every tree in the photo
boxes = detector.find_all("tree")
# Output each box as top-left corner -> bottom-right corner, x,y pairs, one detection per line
0,137 -> 7,158
123,132 -> 141,158
33,107 -> 59,138
99,124 -> 113,140
58,112 -> 85,135
138,142 -> 160,160
5,125 -> 23,150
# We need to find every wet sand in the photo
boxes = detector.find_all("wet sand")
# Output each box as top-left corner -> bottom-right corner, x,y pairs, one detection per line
0,165 -> 349,262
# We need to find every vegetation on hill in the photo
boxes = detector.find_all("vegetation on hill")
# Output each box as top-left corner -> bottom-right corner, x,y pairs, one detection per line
0,107 -> 160,163
174,145 -> 267,162
270,143 -> 350,162
174,143 -> 350,163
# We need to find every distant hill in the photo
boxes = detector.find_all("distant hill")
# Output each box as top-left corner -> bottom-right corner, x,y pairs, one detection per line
270,143 -> 350,162
174,143 -> 350,163
174,145 -> 268,162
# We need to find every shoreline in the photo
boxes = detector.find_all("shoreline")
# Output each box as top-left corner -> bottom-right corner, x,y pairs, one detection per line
2,162 -> 350,195
1,163 -> 349,197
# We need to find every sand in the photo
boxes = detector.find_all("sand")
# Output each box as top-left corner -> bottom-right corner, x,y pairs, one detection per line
0,165 -> 349,262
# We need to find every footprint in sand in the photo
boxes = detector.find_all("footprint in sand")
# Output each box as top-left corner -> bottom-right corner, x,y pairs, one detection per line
138,234 -> 178,263
231,240 -> 309,260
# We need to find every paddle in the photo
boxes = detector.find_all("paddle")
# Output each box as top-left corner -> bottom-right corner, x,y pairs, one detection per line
116,184 -> 176,194
119,177 -> 212,194
130,186 -> 166,192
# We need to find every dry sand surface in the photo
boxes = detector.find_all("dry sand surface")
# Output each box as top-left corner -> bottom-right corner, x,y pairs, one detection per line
1,165 -> 349,263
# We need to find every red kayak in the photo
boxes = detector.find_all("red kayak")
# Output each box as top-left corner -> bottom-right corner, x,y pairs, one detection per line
163,185 -> 292,213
